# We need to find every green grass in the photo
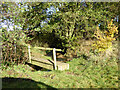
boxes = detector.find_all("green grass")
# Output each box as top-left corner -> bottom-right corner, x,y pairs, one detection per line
1,55 -> 118,88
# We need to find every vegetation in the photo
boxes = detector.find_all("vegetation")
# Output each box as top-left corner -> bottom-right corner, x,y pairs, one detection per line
92,19 -> 118,52
1,29 -> 27,68
0,2 -> 119,88
18,2 -> 119,57
2,52 -> 118,88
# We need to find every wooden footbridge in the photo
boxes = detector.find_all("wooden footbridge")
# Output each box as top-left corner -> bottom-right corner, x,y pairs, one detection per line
27,45 -> 69,71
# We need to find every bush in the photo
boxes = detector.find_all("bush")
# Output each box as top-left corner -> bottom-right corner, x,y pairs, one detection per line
1,29 -> 28,69
92,19 -> 118,53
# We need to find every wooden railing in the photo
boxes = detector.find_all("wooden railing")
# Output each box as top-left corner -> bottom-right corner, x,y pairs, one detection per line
28,44 -> 62,70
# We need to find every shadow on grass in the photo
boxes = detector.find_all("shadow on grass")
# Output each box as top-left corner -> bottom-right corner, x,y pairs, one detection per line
2,77 -> 57,89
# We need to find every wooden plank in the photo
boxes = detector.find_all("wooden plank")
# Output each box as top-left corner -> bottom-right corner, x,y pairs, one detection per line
31,57 -> 54,70
31,60 -> 54,70
34,47 -> 62,51
31,57 -> 54,65
29,57 -> 69,71
21,43 -> 62,51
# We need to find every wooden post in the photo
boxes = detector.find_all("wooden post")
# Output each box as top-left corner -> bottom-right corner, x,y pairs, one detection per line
14,44 -> 16,54
28,45 -> 31,63
0,44 -> 2,64
0,29 -> 2,66
53,48 -> 57,70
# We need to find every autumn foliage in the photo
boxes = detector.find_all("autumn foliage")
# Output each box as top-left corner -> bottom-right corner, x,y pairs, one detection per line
92,19 -> 118,52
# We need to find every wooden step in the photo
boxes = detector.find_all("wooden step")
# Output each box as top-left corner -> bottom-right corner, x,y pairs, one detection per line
28,57 -> 69,71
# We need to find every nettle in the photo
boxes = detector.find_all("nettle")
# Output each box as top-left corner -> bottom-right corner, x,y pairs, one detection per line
92,19 -> 118,52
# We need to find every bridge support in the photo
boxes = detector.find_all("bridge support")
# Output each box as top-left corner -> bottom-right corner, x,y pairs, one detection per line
28,45 -> 31,63
53,48 -> 57,70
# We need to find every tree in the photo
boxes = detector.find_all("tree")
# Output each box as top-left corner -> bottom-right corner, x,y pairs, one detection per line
1,2 -> 119,58
0,2 -> 29,67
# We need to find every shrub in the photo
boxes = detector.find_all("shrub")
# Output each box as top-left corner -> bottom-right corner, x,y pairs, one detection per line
1,28 -> 28,69
92,19 -> 118,53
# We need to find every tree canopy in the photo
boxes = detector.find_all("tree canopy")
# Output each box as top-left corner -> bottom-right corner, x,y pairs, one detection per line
1,2 -> 119,56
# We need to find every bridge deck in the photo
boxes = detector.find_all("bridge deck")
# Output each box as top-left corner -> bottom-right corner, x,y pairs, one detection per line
28,57 -> 69,71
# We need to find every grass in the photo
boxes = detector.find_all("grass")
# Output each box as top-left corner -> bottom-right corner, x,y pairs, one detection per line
1,55 -> 118,88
